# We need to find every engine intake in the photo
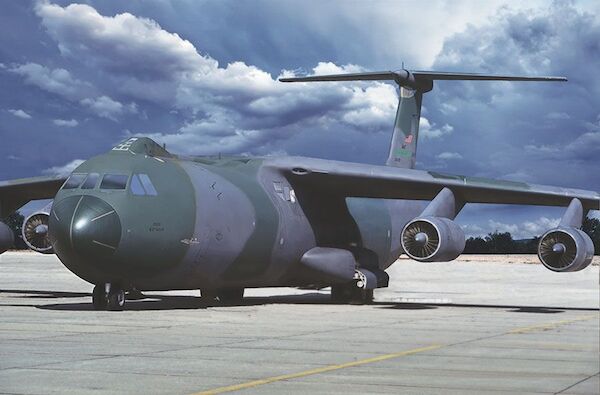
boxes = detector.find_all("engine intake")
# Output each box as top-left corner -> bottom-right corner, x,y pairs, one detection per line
0,221 -> 14,254
401,216 -> 465,262
538,227 -> 593,272
22,210 -> 53,254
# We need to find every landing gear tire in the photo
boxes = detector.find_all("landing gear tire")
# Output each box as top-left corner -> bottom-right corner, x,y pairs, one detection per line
107,287 -> 125,311
217,288 -> 244,304
92,284 -> 107,310
331,285 -> 352,303
350,288 -> 373,305
331,285 -> 374,305
92,284 -> 125,311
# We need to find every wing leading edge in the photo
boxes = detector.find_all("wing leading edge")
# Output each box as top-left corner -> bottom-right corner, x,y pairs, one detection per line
268,157 -> 599,211
0,176 -> 66,218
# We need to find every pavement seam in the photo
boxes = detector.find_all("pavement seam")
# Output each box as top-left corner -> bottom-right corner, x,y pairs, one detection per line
554,371 -> 599,394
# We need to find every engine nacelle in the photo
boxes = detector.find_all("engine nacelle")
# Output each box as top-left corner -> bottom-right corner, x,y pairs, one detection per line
538,227 -> 594,272
401,216 -> 465,262
22,208 -> 53,254
0,221 -> 15,254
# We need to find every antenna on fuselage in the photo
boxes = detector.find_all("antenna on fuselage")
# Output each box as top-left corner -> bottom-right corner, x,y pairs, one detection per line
279,69 -> 566,169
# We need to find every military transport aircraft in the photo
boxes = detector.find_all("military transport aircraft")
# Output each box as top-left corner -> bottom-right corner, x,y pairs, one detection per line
0,70 -> 598,310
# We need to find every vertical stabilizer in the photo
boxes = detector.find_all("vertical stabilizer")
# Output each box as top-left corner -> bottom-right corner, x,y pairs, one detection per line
386,87 -> 422,168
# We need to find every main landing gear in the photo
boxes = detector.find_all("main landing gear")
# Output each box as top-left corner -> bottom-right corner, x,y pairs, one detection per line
92,283 -> 125,311
200,288 -> 245,305
331,271 -> 374,305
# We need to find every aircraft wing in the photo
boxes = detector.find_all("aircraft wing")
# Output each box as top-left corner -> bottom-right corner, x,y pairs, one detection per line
270,157 -> 600,210
0,176 -> 66,218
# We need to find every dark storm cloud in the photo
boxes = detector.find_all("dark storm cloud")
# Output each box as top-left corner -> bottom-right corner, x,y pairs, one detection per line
424,2 -> 600,189
420,2 -> 600,234
24,2 -> 401,157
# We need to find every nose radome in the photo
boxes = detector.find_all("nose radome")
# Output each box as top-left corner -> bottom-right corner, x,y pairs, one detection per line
49,195 -> 122,258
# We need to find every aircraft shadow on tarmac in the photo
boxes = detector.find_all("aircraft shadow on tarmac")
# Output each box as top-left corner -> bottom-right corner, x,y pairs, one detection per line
1,289 -> 597,313
0,289 -> 90,299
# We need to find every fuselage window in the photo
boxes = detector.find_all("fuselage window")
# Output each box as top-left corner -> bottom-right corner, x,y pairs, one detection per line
81,173 -> 100,189
62,173 -> 87,189
100,174 -> 128,190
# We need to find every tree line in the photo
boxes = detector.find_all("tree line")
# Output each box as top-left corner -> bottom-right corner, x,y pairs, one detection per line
465,217 -> 600,254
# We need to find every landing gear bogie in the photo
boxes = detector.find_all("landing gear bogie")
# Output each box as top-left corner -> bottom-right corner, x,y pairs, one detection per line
92,283 -> 125,311
331,270 -> 375,305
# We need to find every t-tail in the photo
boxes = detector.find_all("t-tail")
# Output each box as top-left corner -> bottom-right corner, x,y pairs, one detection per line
280,70 -> 566,169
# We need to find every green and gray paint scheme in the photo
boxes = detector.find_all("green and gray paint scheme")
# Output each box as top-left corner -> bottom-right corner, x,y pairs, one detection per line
0,70 -> 598,308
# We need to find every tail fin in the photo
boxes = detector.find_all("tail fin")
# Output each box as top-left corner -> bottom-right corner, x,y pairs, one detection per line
280,70 -> 566,169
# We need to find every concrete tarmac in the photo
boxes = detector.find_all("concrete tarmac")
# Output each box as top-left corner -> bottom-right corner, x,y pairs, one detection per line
0,252 -> 598,394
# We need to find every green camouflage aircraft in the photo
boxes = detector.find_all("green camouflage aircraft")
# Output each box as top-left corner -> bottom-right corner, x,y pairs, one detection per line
0,70 -> 598,310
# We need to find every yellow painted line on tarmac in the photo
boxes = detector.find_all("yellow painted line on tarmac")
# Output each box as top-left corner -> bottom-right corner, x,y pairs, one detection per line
192,344 -> 442,395
508,314 -> 598,334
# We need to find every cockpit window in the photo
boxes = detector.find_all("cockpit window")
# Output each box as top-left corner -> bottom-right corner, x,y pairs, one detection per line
81,173 -> 100,189
130,173 -> 158,196
62,173 -> 87,189
100,174 -> 128,190
130,174 -> 145,196
139,174 -> 158,196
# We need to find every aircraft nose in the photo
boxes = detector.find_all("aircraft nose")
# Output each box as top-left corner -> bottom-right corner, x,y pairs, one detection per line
49,195 -> 122,258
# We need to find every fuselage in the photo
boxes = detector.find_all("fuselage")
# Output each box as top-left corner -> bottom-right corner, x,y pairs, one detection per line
48,137 -> 423,291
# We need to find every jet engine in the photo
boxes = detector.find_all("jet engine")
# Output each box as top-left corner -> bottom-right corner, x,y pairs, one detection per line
22,206 -> 53,254
0,221 -> 14,254
538,227 -> 594,272
401,216 -> 465,262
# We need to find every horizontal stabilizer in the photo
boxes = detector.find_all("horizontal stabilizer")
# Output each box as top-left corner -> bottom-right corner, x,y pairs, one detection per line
280,70 -> 567,89
279,71 -> 400,82
410,71 -> 566,81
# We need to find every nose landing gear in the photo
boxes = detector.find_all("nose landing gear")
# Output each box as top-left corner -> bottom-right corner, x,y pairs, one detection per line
92,283 -> 125,311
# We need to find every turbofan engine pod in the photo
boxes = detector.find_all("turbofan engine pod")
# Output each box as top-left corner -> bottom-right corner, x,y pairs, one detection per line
538,227 -> 594,272
0,221 -> 14,254
401,216 -> 465,262
22,210 -> 53,254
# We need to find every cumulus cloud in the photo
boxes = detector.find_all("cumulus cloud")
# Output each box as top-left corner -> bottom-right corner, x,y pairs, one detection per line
437,151 -> 463,160
9,62 -> 91,100
525,130 -> 600,161
52,118 -> 78,127
8,61 -> 136,121
31,3 -> 404,155
35,1 -> 211,79
423,2 -> 600,190
42,159 -> 84,176
420,116 -> 453,140
7,109 -> 32,119
80,96 -> 137,121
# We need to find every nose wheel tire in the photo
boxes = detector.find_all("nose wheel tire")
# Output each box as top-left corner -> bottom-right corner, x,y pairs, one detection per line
92,284 -> 125,311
